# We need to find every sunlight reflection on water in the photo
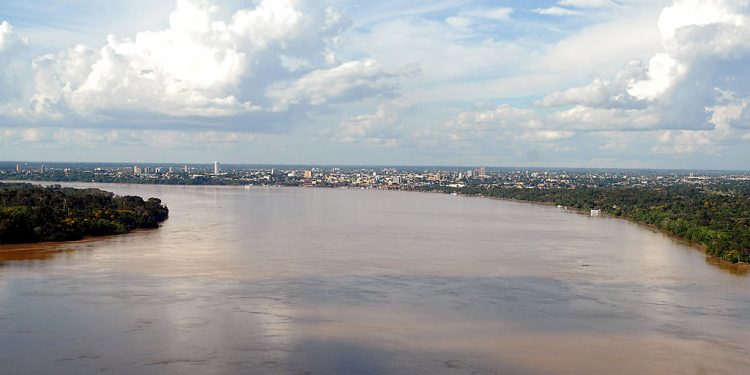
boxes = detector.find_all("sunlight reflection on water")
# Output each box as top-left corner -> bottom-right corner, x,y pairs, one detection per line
0,183 -> 748,374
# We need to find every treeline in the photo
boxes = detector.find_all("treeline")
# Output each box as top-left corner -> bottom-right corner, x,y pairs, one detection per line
0,183 -> 169,244
425,184 -> 750,264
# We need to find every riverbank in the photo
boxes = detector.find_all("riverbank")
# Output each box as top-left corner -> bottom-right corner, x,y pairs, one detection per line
0,183 -> 168,245
440,188 -> 750,269
2,181 -> 748,375
5,180 -> 749,270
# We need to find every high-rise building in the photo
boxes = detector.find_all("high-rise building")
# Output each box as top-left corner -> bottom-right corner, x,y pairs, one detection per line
16,164 -> 21,173
40,164 -> 46,173
214,161 -> 220,175
303,170 -> 313,179
184,165 -> 189,173
133,165 -> 142,174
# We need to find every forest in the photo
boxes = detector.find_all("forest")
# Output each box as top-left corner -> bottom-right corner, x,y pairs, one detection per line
0,183 -> 169,244
425,183 -> 750,264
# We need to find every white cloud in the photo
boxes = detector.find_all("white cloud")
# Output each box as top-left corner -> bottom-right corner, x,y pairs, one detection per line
446,7 -> 513,30
423,0 -> 750,160
534,7 -> 583,16
467,7 -> 514,21
532,11 -> 663,78
266,59 -> 409,111
326,99 -> 409,146
626,52 -> 685,100
2,0 -> 398,126
0,21 -> 22,51
450,105 -> 539,133
522,0 -> 750,156
445,16 -> 473,29
0,128 -> 47,145
651,129 -> 714,154
0,126 -> 254,149
539,61 -> 647,108
0,21 -> 31,104
658,0 -> 746,41
558,0 -> 616,8
3,0 -> 750,167
519,130 -> 574,141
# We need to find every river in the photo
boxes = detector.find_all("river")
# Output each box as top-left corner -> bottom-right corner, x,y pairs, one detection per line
0,183 -> 748,374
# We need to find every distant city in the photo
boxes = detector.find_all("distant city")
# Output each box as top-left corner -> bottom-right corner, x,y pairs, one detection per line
2,161 -> 749,190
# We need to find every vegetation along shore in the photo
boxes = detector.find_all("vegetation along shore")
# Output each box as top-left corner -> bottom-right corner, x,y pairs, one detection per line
0,183 -> 168,244
422,184 -> 750,264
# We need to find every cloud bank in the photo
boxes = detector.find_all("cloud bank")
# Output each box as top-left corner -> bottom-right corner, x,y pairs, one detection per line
424,0 -> 750,163
2,0 -> 405,128
1,0 -> 750,167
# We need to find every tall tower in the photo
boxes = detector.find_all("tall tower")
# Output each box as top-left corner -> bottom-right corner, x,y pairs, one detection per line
214,161 -> 220,175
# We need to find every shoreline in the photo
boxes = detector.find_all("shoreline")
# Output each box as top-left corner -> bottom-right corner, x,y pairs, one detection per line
4,179 -> 748,272
0,182 -> 168,251
450,191 -> 749,270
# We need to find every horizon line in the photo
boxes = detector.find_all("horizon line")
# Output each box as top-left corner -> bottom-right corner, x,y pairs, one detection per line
2,160 -> 749,173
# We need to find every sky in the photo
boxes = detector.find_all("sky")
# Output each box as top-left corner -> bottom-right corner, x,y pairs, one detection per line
1,0 -> 749,169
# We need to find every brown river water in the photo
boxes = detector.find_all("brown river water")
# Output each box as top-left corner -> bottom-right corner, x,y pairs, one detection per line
0,183 -> 748,374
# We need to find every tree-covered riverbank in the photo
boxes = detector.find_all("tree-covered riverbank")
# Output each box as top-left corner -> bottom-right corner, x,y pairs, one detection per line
0,183 -> 169,244
422,184 -> 750,264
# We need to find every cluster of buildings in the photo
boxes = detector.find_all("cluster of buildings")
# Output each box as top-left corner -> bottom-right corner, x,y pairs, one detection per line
3,162 -> 748,190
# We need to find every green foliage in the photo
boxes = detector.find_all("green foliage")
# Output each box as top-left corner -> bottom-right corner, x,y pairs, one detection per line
0,183 -> 168,244
426,184 -> 750,264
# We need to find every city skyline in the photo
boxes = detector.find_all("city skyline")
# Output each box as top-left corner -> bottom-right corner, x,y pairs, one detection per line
2,0 -> 750,169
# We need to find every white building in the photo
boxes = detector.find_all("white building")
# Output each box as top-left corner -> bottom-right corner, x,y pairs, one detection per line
214,161 -> 220,175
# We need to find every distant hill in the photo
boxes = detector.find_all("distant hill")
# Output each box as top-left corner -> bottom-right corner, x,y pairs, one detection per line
0,183 -> 168,244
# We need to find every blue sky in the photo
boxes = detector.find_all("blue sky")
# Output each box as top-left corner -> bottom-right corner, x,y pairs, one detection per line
1,0 -> 749,169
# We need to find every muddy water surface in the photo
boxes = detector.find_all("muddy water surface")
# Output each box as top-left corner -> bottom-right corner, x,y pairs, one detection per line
0,183 -> 748,374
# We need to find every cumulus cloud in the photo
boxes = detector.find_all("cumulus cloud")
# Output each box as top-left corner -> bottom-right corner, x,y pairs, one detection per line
416,0 -> 750,163
411,104 -> 583,164
1,0 -> 402,129
33,0 -> 344,118
4,0 -> 750,167
538,61 -> 647,108
469,0 -> 750,157
266,60 -> 410,111
415,105 -> 543,148
324,99 -> 409,147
